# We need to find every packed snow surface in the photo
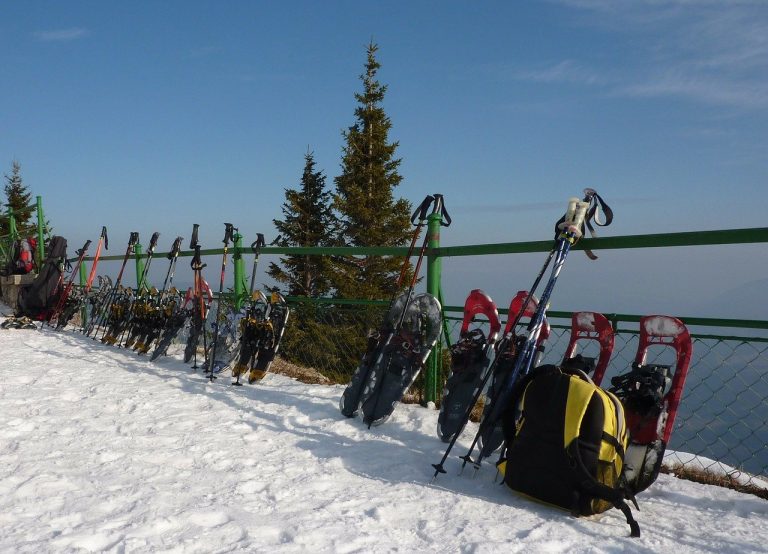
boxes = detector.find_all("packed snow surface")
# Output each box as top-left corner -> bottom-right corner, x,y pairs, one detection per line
1,320 -> 767,553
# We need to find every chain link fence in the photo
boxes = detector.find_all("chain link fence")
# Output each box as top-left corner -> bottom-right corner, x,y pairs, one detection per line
277,298 -> 768,488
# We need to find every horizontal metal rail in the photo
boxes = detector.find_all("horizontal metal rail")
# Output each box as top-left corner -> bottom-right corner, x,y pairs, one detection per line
76,226 -> 768,263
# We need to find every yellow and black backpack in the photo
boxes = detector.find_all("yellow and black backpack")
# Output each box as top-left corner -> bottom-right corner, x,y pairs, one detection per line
497,364 -> 640,537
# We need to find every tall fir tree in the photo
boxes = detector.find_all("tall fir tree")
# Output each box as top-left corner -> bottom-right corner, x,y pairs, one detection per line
331,41 -> 412,301
3,160 -> 33,236
268,151 -> 337,297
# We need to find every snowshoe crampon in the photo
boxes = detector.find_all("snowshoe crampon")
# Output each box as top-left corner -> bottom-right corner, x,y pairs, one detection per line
1,316 -> 38,330
436,289 -> 501,443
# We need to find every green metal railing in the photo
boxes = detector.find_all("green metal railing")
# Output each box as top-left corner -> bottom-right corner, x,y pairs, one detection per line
82,225 -> 768,393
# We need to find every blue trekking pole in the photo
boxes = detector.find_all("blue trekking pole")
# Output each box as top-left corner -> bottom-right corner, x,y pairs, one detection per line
457,195 -> 592,471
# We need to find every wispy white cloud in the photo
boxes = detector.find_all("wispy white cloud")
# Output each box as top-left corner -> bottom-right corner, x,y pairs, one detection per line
522,1 -> 768,110
514,60 -> 607,86
33,28 -> 88,42
617,72 -> 768,110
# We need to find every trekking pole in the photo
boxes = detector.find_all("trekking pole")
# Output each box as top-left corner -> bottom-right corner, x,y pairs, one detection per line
458,196 -> 593,471
362,195 -> 450,428
88,231 -> 138,337
206,223 -> 236,381
249,234 -> 266,294
431,332 -> 514,479
188,224 -> 208,369
157,237 -> 184,301
78,227 -> 108,331
432,188 -> 613,479
85,226 -> 108,292
48,239 -> 92,326
339,194 -> 435,418
137,232 -> 161,292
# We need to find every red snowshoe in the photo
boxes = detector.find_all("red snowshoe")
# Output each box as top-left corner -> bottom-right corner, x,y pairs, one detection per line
561,311 -> 615,382
600,315 -> 693,494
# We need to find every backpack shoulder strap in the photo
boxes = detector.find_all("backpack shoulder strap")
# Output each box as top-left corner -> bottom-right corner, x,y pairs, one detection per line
568,438 -> 640,537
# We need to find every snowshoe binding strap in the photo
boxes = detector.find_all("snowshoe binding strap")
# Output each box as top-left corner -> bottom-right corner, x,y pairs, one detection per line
610,363 -> 670,419
561,353 -> 596,376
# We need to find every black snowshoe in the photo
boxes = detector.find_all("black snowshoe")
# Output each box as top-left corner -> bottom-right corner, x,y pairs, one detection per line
358,292 -> 442,427
339,292 -> 409,418
437,289 -> 501,443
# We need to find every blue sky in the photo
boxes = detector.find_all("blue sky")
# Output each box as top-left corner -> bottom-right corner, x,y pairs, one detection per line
2,1 -> 766,320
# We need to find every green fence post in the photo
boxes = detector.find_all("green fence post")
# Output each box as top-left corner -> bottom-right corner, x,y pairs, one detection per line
36,196 -> 45,267
233,230 -> 246,310
424,208 -> 443,406
134,242 -> 144,290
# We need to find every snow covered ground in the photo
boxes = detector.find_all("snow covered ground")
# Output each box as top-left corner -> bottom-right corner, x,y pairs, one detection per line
1,319 -> 767,553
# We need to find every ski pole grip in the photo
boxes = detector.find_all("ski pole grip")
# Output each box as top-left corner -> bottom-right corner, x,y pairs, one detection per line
190,224 -> 200,249
411,195 -> 434,225
191,244 -> 203,269
168,236 -> 183,259
101,226 -> 109,250
148,232 -> 160,254
223,223 -> 234,245
572,201 -> 589,232
251,233 -> 266,252
129,232 -> 139,247
79,240 -> 92,255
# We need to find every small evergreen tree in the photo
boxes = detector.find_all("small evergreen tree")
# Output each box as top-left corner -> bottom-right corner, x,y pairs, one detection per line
3,160 -> 33,234
268,151 -> 355,379
268,151 -> 337,297
331,41 -> 412,301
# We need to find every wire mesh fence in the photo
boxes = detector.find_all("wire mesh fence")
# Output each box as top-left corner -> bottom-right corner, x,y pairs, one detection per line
278,298 -> 768,488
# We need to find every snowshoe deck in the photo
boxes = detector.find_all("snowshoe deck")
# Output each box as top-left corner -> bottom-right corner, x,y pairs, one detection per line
228,294 -> 269,384
150,309 -> 189,361
248,293 -> 289,384
339,292 -> 409,417
436,289 -> 501,443
359,293 -> 442,427
561,311 -> 615,382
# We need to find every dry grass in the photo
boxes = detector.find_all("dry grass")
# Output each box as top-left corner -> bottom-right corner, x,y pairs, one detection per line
662,463 -> 768,501
269,356 -> 332,385
401,390 -> 486,422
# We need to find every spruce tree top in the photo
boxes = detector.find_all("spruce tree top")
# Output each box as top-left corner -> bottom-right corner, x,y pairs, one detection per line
4,160 -> 33,229
331,42 -> 414,301
334,41 -> 411,249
